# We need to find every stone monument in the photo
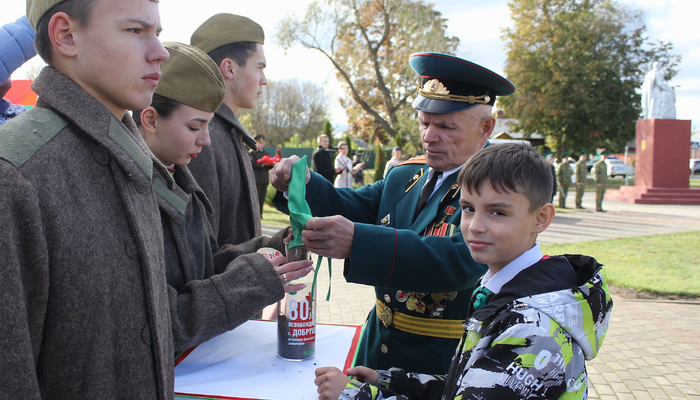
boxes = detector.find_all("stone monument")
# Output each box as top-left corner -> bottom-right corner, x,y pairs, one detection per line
606,62 -> 700,204
641,62 -> 676,120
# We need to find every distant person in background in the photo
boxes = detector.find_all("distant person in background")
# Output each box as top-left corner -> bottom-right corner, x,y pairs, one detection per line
546,152 -> 557,203
313,133 -> 337,182
1,16 -> 37,125
556,152 -> 572,208
334,141 -> 363,188
352,153 -> 364,185
593,151 -> 609,212
574,150 -> 588,209
383,146 -> 402,178
250,134 -> 273,215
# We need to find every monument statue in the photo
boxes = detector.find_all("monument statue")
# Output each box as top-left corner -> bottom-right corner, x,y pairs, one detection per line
641,61 -> 676,119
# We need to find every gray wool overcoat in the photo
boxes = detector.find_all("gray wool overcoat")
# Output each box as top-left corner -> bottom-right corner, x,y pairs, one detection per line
0,67 -> 174,399
187,104 -> 261,246
154,165 -> 286,352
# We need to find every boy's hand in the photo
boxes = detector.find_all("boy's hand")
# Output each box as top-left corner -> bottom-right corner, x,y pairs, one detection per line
315,367 -> 350,400
346,366 -> 380,385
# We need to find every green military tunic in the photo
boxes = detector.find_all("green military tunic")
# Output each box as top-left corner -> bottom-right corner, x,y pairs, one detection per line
274,157 -> 487,374
574,158 -> 588,208
593,159 -> 609,211
556,161 -> 573,208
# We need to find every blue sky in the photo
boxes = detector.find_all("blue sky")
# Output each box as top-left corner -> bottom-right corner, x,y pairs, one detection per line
3,0 -> 697,130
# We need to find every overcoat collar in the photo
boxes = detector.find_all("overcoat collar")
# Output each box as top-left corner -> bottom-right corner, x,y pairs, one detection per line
31,67 -> 166,192
153,165 -> 213,224
214,103 -> 257,150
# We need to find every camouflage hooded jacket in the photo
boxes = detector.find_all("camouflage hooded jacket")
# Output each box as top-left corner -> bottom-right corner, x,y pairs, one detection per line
342,255 -> 613,400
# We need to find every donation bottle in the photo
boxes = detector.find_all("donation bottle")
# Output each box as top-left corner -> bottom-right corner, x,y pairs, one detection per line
277,244 -> 317,361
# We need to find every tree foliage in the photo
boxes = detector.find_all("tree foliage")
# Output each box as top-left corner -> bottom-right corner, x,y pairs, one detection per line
239,78 -> 330,146
500,0 -> 681,154
277,0 -> 459,146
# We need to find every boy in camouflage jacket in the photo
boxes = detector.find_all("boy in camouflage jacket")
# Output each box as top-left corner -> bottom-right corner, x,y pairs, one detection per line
315,144 -> 613,400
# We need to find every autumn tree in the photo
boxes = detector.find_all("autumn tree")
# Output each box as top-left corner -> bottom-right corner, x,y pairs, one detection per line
239,78 -> 330,146
277,0 -> 458,146
500,0 -> 681,154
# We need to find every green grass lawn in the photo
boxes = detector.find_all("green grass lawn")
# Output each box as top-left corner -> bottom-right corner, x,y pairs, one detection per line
261,204 -> 290,226
541,231 -> 700,297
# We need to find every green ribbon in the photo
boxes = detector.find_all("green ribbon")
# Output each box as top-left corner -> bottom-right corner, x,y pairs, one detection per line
287,156 -> 331,301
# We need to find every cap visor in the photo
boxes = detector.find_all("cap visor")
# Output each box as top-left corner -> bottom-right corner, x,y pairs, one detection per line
412,95 -> 479,114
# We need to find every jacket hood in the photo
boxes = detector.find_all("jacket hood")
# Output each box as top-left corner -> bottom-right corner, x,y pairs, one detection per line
519,255 -> 613,360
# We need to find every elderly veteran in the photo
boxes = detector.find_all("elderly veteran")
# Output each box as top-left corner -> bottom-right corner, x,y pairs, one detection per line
134,42 -> 312,352
270,53 -> 515,374
188,14 -> 267,246
0,0 -> 173,397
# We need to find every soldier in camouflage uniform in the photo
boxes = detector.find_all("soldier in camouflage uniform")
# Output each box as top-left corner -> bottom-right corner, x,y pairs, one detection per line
574,150 -> 588,209
593,151 -> 609,212
556,152 -> 572,208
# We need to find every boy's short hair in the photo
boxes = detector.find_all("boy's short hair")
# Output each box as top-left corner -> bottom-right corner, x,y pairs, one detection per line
33,0 -> 96,64
458,143 -> 553,212
208,42 -> 258,69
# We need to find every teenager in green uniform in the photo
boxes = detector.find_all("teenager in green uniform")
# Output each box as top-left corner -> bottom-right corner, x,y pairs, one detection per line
134,42 -> 312,352
574,150 -> 588,209
593,151 -> 609,212
556,152 -> 572,208
271,53 -> 515,375
0,0 -> 174,397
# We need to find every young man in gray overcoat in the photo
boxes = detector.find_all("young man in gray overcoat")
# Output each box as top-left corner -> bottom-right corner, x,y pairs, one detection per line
0,0 -> 175,398
188,14 -> 267,246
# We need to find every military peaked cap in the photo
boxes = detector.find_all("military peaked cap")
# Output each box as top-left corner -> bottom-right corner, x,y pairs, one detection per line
409,52 -> 515,113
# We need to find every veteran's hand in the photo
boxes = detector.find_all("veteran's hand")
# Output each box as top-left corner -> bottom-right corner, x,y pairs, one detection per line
270,156 -> 311,192
269,254 -> 313,293
302,216 -> 354,259
315,367 -> 350,400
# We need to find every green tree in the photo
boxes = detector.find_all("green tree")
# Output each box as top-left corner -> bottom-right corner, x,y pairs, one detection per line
239,78 -> 330,146
500,0 -> 681,154
322,120 -> 333,147
277,0 -> 459,146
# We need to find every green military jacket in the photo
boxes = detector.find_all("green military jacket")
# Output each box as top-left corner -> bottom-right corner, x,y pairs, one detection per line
274,157 -> 487,375
556,161 -> 573,185
593,160 -> 609,185
574,159 -> 587,184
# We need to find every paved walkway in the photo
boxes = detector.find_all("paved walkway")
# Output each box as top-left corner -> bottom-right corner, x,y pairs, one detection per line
263,195 -> 700,399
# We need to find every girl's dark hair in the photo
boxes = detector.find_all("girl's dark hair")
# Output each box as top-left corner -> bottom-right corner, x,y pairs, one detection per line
34,0 -> 96,64
458,143 -> 553,212
133,94 -> 181,127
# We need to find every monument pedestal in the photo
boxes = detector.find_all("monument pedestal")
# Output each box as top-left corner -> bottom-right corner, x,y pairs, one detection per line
606,119 -> 700,204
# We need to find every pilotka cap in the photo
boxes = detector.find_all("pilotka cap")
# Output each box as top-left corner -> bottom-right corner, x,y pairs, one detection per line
156,42 -> 225,113
190,13 -> 264,54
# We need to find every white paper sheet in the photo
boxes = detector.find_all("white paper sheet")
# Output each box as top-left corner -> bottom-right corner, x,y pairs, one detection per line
175,320 -> 360,400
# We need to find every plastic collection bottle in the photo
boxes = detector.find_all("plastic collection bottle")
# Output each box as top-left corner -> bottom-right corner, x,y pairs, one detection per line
277,244 -> 317,361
